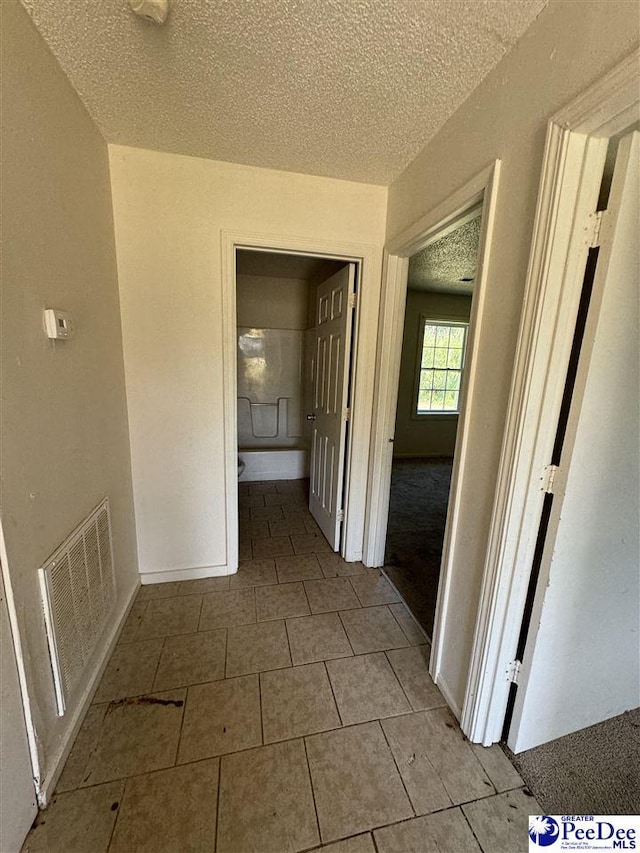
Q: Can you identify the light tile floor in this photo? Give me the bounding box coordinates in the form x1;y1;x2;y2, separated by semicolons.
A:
23;479;538;853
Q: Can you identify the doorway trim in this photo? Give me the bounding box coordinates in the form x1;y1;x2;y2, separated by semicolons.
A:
221;230;382;568
462;49;640;746
364;160;502;719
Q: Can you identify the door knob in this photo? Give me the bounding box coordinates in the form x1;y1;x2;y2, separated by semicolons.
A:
306;413;317;421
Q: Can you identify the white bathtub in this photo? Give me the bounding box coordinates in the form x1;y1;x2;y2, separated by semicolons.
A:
238;447;309;482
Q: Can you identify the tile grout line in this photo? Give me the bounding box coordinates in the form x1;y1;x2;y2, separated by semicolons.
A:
377;719;418;820
60;744;508;812
460;802;487;852
383;649;416;712
467;743;498;795
336;608;358;657
149;636;167;693
104;778;127;852
258;671;265;745
322;659;345;728
302;734;323;848
282;615;296;670
172;684;189;768
213;754;223;853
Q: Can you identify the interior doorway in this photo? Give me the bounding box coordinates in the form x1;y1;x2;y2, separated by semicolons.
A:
234;249;356;556
384;212;482;639
364;159;501;729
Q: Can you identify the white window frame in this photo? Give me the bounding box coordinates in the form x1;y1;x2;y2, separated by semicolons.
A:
413;315;468;417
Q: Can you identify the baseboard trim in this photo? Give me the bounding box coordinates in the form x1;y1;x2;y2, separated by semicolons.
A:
37;582;140;807
140;564;235;584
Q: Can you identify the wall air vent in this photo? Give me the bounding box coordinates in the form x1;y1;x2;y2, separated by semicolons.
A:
38;499;116;716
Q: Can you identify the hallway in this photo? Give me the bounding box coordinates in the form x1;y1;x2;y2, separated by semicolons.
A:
23;481;537;853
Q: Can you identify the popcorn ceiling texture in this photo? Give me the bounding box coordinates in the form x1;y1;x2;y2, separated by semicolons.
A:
408;216;481;294
21;0;547;185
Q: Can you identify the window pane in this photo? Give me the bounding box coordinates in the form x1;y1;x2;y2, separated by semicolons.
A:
444;390;458;409
435;327;450;348
418;389;432;411
433;370;446;390
423;325;437;346
421;347;435;368
446;372;461;391
434;347;448;368
416;320;468;415
447;348;462;369
449;327;465;347
431;390;445;409
420;369;434;389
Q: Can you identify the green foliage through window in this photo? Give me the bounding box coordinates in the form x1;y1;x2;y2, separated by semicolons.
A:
416;320;467;414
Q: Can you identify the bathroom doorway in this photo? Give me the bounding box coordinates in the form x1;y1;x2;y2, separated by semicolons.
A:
235;249;356;557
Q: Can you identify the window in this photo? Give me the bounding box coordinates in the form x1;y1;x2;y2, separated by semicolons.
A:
415;319;467;414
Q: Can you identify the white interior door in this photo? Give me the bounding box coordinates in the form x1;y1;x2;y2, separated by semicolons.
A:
1;566;37;852
508;130;640;752
309;264;356;550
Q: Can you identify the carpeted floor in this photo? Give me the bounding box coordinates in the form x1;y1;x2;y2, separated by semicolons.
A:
384;457;453;639
506;708;640;814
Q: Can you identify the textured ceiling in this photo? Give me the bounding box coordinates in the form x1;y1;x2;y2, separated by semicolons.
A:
21;0;546;184
408;215;480;294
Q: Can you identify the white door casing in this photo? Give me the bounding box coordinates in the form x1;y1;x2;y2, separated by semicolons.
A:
365;161;501;722
309;265;356;550
0;563;37;853
462;49;639;747
507;130;639;752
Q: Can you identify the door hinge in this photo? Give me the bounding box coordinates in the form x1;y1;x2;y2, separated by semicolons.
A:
336;509;344;522
348;292;357;308
343;408;351;422
540;464;559;494
506;659;522;684
586;210;607;249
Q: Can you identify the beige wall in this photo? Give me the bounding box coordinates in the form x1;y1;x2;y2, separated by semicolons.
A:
109;145;387;577
1;1;138;790
236;275;310;330
394;290;472;457
386;0;640;708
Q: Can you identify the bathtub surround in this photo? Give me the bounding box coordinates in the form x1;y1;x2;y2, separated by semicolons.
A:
239;449;309;483
236;268;310;481
237;328;305;448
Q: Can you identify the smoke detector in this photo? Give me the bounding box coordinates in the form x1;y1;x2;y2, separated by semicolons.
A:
128;0;170;25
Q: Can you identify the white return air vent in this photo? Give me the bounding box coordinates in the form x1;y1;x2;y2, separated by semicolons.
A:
38;499;116;716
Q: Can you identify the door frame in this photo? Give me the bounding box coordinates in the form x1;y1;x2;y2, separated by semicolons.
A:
0;522;40;843
364;160;502;719
221;230;381;568
461;49;639;746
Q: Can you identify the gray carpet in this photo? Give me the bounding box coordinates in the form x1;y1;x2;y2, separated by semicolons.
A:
506;708;640;814
384;457;453;639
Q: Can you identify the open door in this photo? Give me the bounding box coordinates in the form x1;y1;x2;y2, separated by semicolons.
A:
508;130;639;752
309;264;356;550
